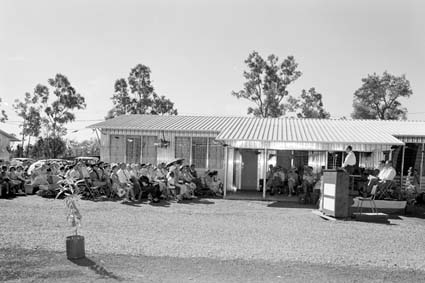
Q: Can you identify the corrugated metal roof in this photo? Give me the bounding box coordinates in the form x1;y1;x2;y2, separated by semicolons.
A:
88;115;241;133
88;115;425;149
216;118;404;146
0;129;19;141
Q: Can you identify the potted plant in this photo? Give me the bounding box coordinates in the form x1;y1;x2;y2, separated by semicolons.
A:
57;179;85;259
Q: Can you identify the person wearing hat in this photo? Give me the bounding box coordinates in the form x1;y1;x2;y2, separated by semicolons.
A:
151;166;167;198
180;165;197;198
205;170;223;196
189;164;198;179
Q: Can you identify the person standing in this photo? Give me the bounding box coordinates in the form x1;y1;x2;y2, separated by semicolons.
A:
342;145;356;174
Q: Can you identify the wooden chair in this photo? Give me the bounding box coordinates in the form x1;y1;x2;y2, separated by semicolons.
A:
357;184;378;215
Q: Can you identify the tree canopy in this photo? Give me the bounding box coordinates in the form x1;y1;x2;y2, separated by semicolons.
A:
286;88;330;119
14;74;85;158
107;64;178;119
232;51;302;118
351;71;412;120
0;98;8;122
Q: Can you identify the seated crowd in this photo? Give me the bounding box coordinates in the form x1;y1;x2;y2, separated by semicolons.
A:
266;165;321;200
0;160;224;203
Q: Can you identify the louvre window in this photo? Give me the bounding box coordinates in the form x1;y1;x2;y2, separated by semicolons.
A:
175;137;191;163
126;136;141;164
208;138;224;169
142;136;158;165
192;137;208;168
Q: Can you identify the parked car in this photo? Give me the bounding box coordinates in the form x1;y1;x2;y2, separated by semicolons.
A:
11;158;35;167
27;159;72;175
74;156;100;165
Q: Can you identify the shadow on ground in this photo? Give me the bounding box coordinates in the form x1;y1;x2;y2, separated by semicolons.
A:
267;201;316;209
404;205;425;219
69;257;122;281
177;198;215;205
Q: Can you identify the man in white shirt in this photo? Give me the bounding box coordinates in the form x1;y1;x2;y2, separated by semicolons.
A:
342;145;356;174
373;160;398;198
117;163;131;185
379;161;396;181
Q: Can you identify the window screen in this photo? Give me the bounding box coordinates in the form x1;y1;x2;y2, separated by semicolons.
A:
142;136;158;165
192;137;207;168
208;138;224;169
175;137;191;163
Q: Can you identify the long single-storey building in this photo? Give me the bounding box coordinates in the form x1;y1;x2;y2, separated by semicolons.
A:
89;115;425;198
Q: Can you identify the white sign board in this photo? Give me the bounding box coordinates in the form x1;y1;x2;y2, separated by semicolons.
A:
324;183;336;197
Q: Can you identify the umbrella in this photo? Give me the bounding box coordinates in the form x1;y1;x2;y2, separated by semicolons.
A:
27;160;47;175
166;158;184;168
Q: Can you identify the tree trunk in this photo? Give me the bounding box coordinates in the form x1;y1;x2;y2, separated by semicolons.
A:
26;136;31;157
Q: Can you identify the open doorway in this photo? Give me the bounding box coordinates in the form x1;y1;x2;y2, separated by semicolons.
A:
240;149;258;191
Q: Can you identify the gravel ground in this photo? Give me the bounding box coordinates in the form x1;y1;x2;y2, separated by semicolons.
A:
1;196;425;279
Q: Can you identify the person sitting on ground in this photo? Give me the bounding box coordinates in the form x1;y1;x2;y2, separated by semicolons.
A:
205;170;223;196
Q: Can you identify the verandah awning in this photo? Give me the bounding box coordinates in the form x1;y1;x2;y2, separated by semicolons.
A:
215;118;404;152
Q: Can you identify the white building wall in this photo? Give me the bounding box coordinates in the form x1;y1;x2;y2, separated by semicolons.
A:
0;135;14;161
98;129;225;179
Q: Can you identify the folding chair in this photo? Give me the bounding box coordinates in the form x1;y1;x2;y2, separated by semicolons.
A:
75;179;100;200
357;184;378;215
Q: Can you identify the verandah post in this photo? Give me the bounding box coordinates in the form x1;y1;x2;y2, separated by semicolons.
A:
400;145;406;188
223;146;228;198
263;148;267;200
420;143;424;192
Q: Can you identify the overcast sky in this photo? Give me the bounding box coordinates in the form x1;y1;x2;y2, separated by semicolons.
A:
1;0;424;141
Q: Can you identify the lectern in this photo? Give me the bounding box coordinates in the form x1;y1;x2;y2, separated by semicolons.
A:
321;170;350;218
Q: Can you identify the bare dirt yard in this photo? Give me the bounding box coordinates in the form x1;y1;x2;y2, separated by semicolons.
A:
1;195;425;282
